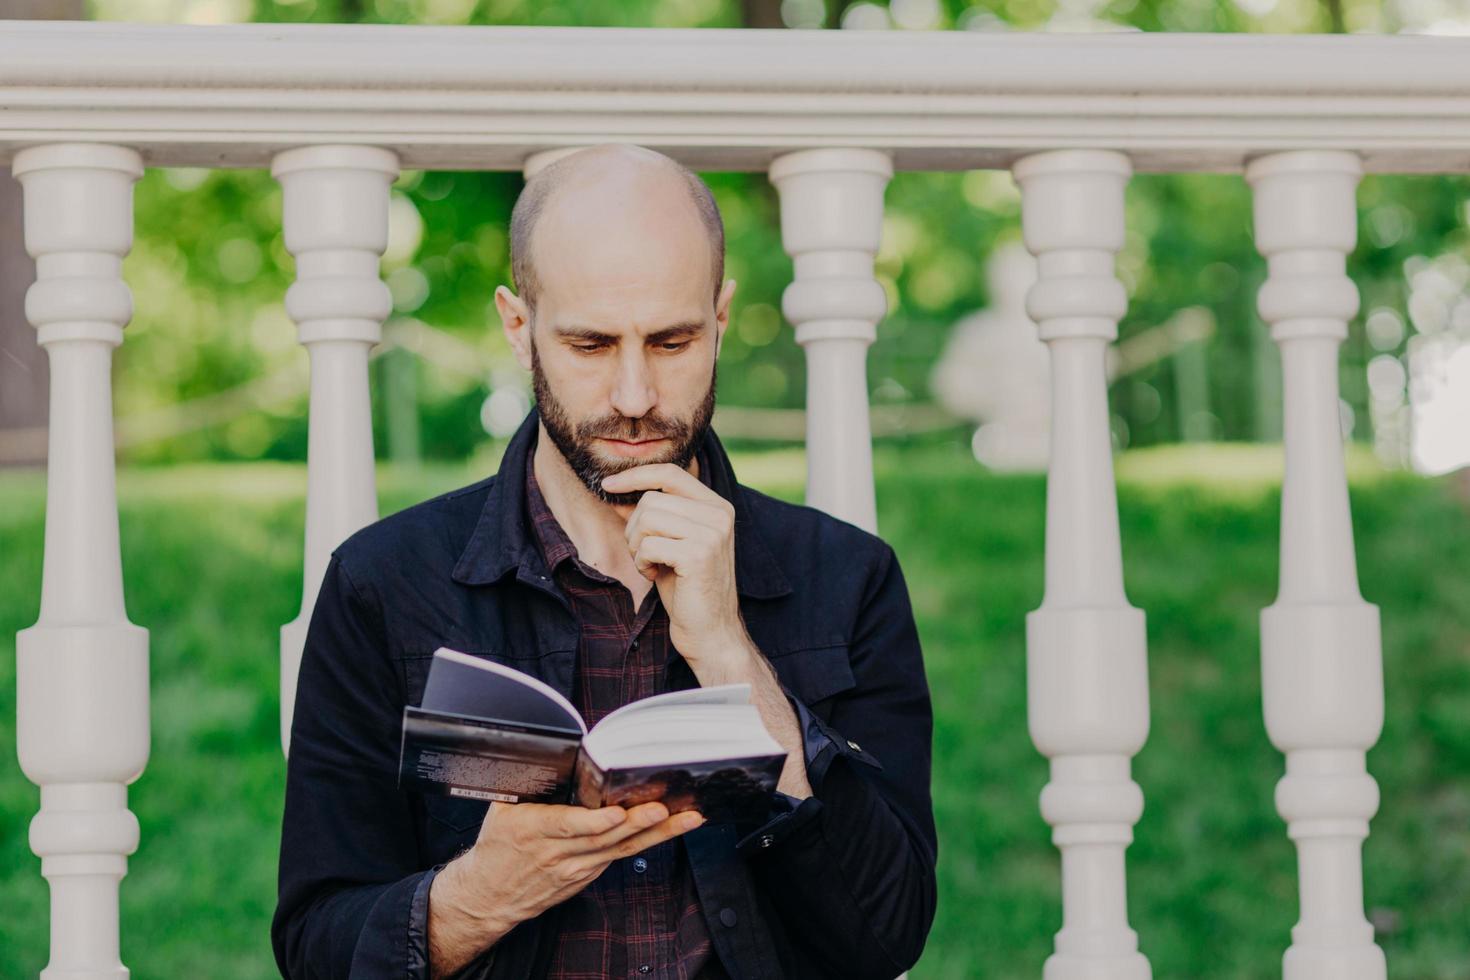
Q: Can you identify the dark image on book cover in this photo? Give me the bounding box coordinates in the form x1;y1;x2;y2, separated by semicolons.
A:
399;647;786;823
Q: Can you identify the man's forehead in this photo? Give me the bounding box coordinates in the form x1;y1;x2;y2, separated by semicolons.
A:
533;243;715;332
539;165;700;236
539;219;706;272
535;172;710;263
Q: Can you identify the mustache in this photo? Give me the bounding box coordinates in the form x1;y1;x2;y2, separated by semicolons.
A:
577;413;688;442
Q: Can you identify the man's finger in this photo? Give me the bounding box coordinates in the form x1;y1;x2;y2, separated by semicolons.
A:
580;809;706;864
565;802;671;853
601;463;724;504
632;536;687;579
625;507;706;553
627;489;723;526
538;803;628;839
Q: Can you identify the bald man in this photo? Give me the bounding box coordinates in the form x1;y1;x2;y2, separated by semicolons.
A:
271;144;937;980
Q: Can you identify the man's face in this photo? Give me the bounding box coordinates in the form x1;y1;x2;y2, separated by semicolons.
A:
503;174;734;506
531;332;717;506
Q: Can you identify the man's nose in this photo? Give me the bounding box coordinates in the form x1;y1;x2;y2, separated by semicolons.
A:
608;349;657;420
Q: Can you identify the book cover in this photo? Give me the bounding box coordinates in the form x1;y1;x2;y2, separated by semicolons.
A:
398;705;582;804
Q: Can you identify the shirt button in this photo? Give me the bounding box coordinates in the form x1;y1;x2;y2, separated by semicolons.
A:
632;857;648;874
638;966;651;975
719;907;738;928
757;833;774;848
846;739;862;752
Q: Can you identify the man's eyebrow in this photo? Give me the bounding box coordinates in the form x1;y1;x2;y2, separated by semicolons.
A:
645;321;707;344
552;325;619;343
552;321;707;344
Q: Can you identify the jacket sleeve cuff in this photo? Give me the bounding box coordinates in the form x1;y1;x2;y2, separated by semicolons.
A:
339;867;443;978
734;790;824;854
732;690;884;857
410;861;499;980
407;862;446;978
784;689;884;790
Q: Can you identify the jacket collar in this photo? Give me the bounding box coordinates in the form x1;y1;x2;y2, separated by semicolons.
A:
451;405;793;600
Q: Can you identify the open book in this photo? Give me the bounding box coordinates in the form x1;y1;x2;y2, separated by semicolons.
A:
397;647;787;822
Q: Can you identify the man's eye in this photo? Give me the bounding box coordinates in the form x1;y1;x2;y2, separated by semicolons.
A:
658;341;691;352
571;343;607;353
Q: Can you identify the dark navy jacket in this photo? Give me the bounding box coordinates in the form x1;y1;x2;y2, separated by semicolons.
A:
271;406;937;979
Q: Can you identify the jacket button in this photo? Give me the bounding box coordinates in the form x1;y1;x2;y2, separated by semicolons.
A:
637;966;651;975
632;857;648;874
757;833;774;848
719;907;738;928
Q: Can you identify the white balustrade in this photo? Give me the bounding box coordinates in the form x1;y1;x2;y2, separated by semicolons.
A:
769;148;891;535
273;145;398;755
13;142;148;980
1246;150;1386;980
1014;149;1151;980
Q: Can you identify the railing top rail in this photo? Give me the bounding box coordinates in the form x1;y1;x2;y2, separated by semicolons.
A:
3;21;1469;173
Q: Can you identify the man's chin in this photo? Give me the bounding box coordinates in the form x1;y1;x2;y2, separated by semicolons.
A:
577;444;689;504
596;488;647;508
586;444;685;474
583;472;649;507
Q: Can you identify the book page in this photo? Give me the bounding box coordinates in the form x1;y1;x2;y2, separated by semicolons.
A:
595;704;758;743
423;647;585;734
584;703;782;769
592;682;750;732
590;738;784;769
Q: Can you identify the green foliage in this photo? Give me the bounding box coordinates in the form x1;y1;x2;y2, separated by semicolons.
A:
2;446;1468;976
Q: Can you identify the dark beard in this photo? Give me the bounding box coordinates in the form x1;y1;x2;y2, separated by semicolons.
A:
531;341;717;506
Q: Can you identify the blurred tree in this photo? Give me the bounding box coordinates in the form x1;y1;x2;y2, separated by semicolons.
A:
739;0;783;27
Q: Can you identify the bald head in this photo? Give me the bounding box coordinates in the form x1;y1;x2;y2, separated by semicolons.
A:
508;144;725;318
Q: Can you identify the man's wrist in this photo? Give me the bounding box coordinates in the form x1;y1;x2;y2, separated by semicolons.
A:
428;850;515;978
690;633;814;798
444;849;518;930
687;628;764;687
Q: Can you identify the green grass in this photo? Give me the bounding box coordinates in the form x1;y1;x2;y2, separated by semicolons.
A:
2;441;1468;978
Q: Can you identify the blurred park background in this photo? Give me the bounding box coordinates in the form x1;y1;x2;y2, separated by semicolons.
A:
2;0;1470;977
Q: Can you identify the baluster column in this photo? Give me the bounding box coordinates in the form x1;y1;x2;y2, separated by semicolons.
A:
769;148;890;534
1245;150;1386;980
273;145;397;754
1014;149;1151;980
13;143;148;980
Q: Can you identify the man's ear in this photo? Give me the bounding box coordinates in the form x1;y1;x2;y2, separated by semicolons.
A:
495;285;534;371
713;277;737;359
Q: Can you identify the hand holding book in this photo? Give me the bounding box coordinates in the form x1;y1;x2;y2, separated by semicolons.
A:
427;798;706;976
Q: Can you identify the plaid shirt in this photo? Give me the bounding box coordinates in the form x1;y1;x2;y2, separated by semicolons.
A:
525;447;732;980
